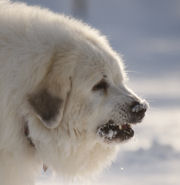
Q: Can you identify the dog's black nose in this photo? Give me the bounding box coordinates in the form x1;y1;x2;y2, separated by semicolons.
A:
130;101;148;123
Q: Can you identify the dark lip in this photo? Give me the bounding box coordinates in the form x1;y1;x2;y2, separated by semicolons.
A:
97;122;134;143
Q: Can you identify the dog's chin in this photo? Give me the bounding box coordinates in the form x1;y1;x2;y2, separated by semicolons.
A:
97;121;135;143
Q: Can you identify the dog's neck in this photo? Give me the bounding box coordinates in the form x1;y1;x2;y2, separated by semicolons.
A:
24;121;35;148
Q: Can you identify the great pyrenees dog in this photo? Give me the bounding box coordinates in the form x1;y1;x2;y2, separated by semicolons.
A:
0;1;148;185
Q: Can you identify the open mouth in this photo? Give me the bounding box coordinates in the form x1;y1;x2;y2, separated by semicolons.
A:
97;120;134;143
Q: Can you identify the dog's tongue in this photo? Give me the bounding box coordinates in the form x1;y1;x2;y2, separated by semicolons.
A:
121;124;131;129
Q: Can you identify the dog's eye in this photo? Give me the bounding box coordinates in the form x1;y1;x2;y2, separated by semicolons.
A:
92;79;109;92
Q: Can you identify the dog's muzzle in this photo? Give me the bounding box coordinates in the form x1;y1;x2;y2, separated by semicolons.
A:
97;100;148;143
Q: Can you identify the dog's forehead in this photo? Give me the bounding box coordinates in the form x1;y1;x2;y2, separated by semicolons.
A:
72;36;126;85
74;53;125;87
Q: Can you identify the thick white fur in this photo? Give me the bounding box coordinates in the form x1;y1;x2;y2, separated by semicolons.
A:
0;1;144;185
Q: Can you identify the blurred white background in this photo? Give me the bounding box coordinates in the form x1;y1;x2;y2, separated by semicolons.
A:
13;0;180;185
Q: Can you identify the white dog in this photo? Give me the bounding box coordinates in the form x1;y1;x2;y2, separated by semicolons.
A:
0;1;148;185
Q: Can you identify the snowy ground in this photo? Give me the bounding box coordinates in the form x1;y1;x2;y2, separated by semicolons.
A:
12;0;180;184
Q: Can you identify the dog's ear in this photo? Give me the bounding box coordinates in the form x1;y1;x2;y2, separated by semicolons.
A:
28;88;64;129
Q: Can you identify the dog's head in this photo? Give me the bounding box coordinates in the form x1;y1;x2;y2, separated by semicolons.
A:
67;47;148;144
25;25;148;176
